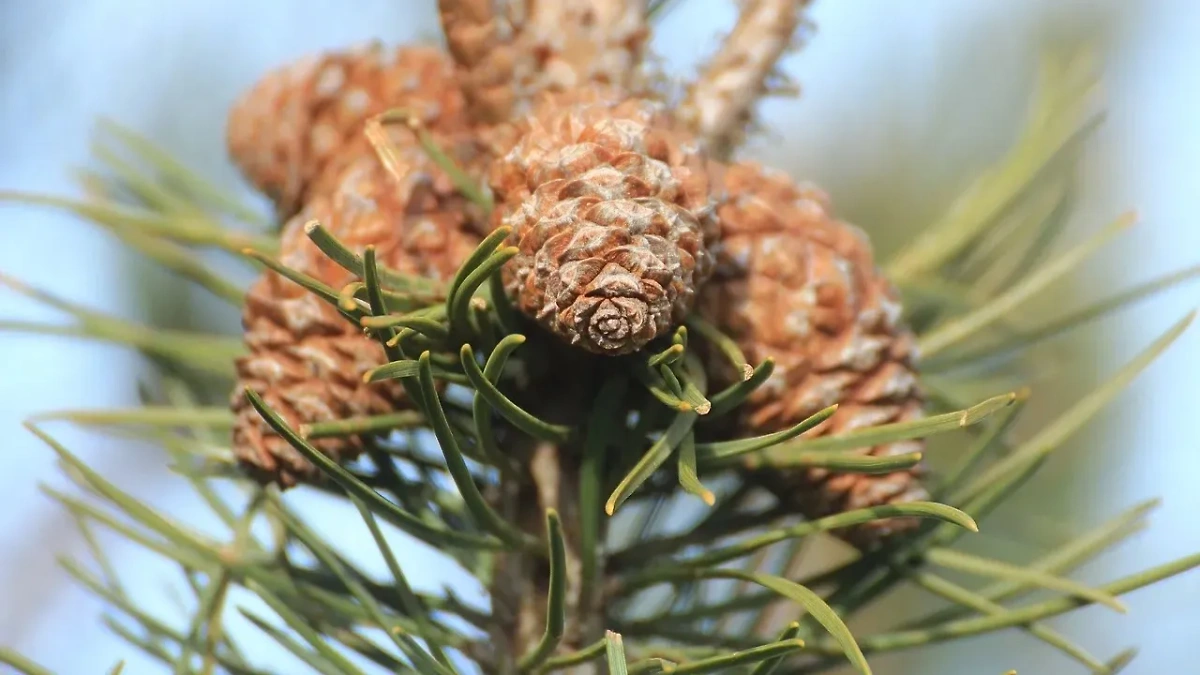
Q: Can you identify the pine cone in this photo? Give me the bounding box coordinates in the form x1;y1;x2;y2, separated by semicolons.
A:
226;42;470;218
232;131;487;487
437;0;653;123
490;87;720;355
699;162;928;548
436;0;521;124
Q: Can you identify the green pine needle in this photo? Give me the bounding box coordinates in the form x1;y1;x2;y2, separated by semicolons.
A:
887;50;1102;281
669;638;806;673
299;411;424;439
375;108;494;212
918;212;1135;357
634;361;694;412
448;248;519;342
30;423;220;560
460;341;573;443
361;307;449;332
606;631;631;675
26;406;234;428
702;392;1015;470
627;569;871;675
0;190;277;254
925;547;1127;613
416;351;540;551
241;582;370;675
96;119;268;226
669;366;711;415
518;510;568;672
303;221;440;294
90;142;199;215
903;499;1157;630
580;375;629;615
608;411;699;516
0;273;243;377
350;498;455;670
763;450;924;473
446;227;512;319
267;500;456;675
707;358;775;417
241;249;346;309
102;223;245;304
929;264;1200;370
1106;648;1139;673
820;552;1200;656
951;311;1194;506
686;315;750;376
240;611;344;675
677;432;715;506
751;623;803;675
649;343;686;369
0;649;55;675
362;246;389;320
362;359;422;383
535;639;607;674
695;404;837;462
470;334;524;472
242;388;503;551
668;502;976;569
901;569;1109;673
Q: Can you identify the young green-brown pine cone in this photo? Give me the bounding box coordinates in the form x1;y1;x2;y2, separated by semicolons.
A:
489;87;720;355
226;42;470;218
232;131;487;487
699;162;928;548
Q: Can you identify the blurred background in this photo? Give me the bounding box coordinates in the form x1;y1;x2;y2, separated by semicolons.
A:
1;0;1197;672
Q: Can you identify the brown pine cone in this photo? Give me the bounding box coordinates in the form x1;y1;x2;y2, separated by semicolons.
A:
699;162;928;548
226;42;470;218
437;0;654;124
489;86;720;355
232;131;488;487
436;0;521;124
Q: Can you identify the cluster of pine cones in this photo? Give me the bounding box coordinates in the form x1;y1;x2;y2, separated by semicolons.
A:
226;0;927;548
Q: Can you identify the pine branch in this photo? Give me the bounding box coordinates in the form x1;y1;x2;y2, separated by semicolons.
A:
4;36;1196;675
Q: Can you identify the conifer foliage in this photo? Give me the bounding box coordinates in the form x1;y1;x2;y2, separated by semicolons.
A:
2;2;1198;674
